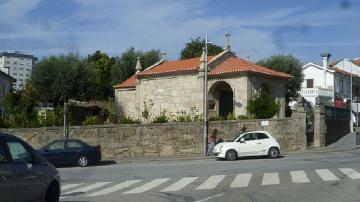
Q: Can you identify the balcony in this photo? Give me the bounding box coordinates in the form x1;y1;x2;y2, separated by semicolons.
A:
300;88;334;98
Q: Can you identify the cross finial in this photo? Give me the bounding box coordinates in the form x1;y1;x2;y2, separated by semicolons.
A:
224;32;231;51
135;56;142;73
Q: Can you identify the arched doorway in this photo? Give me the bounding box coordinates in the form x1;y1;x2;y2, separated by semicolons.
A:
209;81;234;119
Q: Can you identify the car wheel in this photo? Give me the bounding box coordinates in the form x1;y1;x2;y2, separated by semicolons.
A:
225;150;237;161
45;182;60;202
78;155;89;167
268;147;280;159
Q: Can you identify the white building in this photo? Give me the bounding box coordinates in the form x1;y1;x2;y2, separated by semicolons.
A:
300;53;360;106
0;51;37;90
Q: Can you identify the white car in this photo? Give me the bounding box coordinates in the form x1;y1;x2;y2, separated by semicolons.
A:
212;131;280;161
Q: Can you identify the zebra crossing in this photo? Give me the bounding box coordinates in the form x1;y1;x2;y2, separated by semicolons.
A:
60;167;360;198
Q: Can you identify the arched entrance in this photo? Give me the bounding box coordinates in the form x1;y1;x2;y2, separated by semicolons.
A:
209;81;234;119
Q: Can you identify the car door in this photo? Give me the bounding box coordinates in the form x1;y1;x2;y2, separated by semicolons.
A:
42;140;65;165
64;140;83;164
0;140;16;202
5;138;45;202
254;132;273;155
237;133;259;156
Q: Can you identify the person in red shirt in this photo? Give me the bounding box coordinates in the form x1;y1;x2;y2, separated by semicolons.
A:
207;129;217;155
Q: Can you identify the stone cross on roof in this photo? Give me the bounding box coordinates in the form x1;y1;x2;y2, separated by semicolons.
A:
224;32;231;51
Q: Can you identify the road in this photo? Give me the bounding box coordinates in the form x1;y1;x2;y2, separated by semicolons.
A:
59;149;360;202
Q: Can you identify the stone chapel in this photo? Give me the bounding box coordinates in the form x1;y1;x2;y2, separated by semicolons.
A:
114;33;292;122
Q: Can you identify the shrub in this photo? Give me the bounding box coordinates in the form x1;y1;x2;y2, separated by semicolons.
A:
83;116;101;125
246;92;280;119
226;112;236;120
119;116;140;124
209;116;225;121
153;111;169;123
237;115;249;120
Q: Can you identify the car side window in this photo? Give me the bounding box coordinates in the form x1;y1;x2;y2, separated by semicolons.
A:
0;143;9;163
48;141;64;151
256;133;269;140
6;141;33;163
241;133;256;141
67;141;83;150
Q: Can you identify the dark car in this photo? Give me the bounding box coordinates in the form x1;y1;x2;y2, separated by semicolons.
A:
0;133;61;202
39;139;101;167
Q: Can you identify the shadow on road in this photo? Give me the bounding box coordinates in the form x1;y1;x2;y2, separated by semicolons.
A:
55;160;117;168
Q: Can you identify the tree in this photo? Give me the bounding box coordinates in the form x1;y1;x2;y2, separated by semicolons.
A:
257;54;303;103
0;83;38;127
111;48;161;86
246;92;280;119
180;37;223;60
31;53;89;106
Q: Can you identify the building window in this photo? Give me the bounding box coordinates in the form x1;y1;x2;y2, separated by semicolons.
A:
13;73;17;75
5;61;10;64
26;69;30;71
339;79;344;93
306;79;314;88
13;62;17;65
19;68;23;70
19;74;23;76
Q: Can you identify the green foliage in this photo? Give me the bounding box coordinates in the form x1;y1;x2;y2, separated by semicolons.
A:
209;116;225;121
246;92;280;119
173;107;200;122
111;48;161;87
36;107;64;127
119;116;140;124
226;112;236;120
180;37;223;60
237;115;249;120
152;111;169;123
257;54;303;103
1;83;38;128
83;116;102;125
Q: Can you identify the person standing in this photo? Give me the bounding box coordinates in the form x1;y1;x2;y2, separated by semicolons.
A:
207;129;217;155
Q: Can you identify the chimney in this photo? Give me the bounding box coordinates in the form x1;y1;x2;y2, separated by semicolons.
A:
321;53;332;69
161;52;166;61
199;47;206;70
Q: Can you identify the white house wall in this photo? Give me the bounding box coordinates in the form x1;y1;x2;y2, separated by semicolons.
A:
302;64;334;89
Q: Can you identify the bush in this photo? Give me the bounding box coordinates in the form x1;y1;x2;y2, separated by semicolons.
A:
209;116;225;121
246;92;280;119
237;115;249;120
119;116;140;124
83;116;102;125
226;112;236;120
152;111;169;123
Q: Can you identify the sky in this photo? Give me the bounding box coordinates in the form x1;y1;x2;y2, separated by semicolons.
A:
0;0;359;65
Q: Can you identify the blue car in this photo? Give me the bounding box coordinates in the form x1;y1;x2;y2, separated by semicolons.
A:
39;139;101;167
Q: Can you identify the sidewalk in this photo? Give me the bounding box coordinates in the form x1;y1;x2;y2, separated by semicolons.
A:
116;133;360;164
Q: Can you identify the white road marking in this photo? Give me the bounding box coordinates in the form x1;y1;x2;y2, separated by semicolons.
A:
262;173;280;185
62;182;111;196
123;178;170;194
195;193;225;202
86;180;142;196
61;183;84;191
290;170;310;183
315;169;339;181
161;177;198;192
196;175;226;190
339;168;360;179
230;173;252;188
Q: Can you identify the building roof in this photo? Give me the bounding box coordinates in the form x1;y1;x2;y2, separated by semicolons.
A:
114;55;292;89
328;66;360;78
139;56;214;76
208;57;293;79
0;51;38;61
353;59;360;66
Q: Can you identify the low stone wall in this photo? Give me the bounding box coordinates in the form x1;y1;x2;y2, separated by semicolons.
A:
0;109;306;161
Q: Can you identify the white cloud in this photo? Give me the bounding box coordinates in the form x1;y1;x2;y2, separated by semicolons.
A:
0;0;42;23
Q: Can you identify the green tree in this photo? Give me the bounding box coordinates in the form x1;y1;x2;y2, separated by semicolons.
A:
180;37;223;60
87;50;115;99
31;53;90;106
111;48;161;86
246;92;280;119
1;83;38;127
257;54;303;103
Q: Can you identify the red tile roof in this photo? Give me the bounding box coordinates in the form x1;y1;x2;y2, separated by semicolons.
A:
209;57;292;79
353;59;360;66
114;56;292;89
139;56;214;76
113;74;137;89
329;66;360;78
329;60;338;67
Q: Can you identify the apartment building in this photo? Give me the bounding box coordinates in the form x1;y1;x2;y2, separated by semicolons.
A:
0;51;37;90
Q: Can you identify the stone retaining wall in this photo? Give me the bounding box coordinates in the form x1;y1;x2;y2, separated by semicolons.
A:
0;109;306;161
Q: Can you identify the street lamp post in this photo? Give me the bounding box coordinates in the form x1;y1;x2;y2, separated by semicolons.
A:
350;60;353;133
203;33;211;156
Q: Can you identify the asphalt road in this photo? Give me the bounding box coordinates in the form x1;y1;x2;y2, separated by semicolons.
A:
59;149;360;202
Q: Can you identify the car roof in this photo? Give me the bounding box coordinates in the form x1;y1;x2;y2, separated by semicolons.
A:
0;132;23;140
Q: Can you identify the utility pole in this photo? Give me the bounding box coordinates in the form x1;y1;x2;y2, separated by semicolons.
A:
64;101;67;139
203;33;211;156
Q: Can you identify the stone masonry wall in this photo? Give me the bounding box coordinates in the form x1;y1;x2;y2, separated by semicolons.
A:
1;109;306;161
